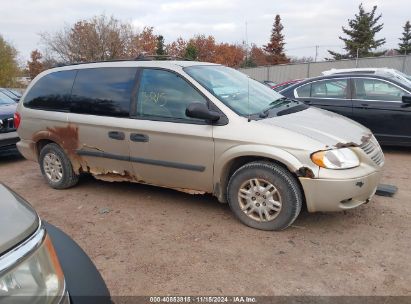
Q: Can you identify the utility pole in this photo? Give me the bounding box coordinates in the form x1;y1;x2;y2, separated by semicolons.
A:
314;45;319;62
356;48;359;67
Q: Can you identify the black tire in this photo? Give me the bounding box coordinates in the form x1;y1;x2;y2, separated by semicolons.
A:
227;161;302;231
39;143;79;189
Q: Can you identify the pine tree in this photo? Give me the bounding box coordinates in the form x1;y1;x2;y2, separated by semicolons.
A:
328;3;386;59
184;43;198;60
156;35;166;57
397;21;411;55
264;14;288;64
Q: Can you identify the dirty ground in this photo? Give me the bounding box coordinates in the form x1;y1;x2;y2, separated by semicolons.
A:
0;147;410;296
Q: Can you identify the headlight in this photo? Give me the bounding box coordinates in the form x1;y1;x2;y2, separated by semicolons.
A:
311;148;360;169
0;230;65;303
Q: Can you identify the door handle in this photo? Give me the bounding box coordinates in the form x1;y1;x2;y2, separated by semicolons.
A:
130;133;149;142
108;131;125;140
361;103;369;109
303;100;312;105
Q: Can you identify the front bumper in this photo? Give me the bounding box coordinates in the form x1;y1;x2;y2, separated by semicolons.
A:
299;170;382;212
0;131;19;149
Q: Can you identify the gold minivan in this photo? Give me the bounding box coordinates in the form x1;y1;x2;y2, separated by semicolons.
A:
15;59;384;230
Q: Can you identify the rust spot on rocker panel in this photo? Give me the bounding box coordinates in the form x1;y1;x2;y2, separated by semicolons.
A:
93;170;137;183
92;168;205;194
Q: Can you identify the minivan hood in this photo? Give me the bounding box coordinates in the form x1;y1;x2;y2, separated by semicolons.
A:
0;185;39;256
260;107;370;148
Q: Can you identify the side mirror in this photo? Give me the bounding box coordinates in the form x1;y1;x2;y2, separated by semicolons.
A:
186;103;221;122
401;95;411;107
402;95;411;104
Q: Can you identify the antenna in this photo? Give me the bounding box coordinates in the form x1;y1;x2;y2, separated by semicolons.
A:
247;76;251;122
245;21;249;54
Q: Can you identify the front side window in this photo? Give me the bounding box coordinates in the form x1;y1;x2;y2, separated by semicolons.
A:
23;70;77;111
353;78;408;101
136;69;208;121
184;65;285;116
295;84;311;97
70;67;137;117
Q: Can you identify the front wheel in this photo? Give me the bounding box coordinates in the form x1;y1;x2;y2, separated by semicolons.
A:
227;161;302;231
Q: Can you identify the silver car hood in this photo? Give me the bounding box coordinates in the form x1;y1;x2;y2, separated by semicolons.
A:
259;107;371;148
0;184;39;255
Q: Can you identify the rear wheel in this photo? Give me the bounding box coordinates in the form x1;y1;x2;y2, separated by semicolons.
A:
227;161;302;231
39;143;79;189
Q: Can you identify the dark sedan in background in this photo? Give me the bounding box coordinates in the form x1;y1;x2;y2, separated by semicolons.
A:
281;73;411;146
0;92;19;152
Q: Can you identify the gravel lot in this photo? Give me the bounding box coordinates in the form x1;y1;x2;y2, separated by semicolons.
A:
0;147;410;296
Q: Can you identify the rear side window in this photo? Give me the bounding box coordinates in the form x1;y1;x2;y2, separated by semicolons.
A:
70;67;137;117
23;70;77;111
311;79;348;99
296;79;348;99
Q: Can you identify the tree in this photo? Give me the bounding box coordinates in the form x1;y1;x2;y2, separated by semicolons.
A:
213;43;245;67
166;37;187;58
130;26;158;56
156;35;166;56
188;35;216;62
397;21;411;55
27;50;45;79
0;35;19;87
264;14;289;65
328;4;386;59
40;14;133;63
184;43;198;60
250;44;270;66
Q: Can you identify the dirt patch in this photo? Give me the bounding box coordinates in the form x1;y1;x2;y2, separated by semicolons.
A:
0;147;410;296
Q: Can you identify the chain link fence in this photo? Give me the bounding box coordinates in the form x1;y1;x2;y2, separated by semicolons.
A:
238;55;411;83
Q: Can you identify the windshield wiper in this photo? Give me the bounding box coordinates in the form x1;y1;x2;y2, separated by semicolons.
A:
258;97;290;118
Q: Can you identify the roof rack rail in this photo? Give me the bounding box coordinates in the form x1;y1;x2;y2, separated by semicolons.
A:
134;54;190;61
51;55;192;68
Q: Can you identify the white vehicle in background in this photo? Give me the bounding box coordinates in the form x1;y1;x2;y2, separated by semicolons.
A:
322;68;411;86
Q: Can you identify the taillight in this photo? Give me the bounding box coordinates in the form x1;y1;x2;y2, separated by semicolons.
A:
14;112;21;129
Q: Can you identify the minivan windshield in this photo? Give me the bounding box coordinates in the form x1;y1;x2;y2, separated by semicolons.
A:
184;65;287;116
0;92;15;105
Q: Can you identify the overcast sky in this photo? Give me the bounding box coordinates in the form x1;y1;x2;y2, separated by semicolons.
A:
1;0;409;64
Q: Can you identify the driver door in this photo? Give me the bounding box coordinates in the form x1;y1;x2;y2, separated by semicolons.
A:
128;68;215;192
351;77;411;145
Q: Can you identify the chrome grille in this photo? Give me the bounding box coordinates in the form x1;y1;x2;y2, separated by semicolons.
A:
0;117;15;132
360;137;384;167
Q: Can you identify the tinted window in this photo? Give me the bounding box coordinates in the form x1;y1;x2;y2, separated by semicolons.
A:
137;69;208;121
70;67;137;117
23;70;77;111
311;79;348;99
295;84;311;97
354;78;407;101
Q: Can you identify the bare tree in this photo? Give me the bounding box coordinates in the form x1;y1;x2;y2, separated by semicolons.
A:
40;14;134;63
